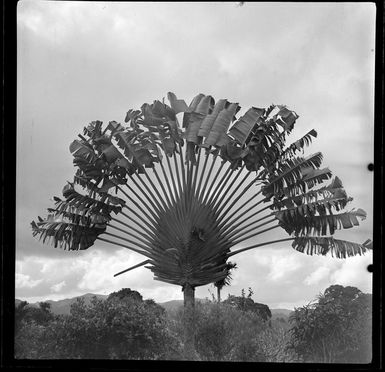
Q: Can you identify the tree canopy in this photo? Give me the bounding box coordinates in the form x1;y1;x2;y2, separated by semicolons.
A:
288;284;372;363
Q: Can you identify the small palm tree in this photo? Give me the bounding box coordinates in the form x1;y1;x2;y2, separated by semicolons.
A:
32;92;372;359
214;261;237;302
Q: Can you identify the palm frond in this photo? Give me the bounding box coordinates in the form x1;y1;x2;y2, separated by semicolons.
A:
272;191;352;222
276;208;367;236
69;138;98;163
292;237;373;258
271;176;347;209
58;183;125;218
228;107;265;146
32;92;372;288
262;152;324;198
31;216;106;251
280;129;317;160
167;92;189;114
276;167;333;199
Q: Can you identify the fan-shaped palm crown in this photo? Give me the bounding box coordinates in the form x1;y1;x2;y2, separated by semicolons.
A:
32;93;372;289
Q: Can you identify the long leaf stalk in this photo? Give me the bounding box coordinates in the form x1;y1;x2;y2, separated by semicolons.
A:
231;217;278;243
143;175;189;246
186;169;271;253
156;161;184;225
212;167;252;215
173;150;183;198
209;164;235;203
121;205;156;233
152;167;174;208
200;159;225;204
203;162;232;206
143;170;172;212
197;151;219;201
215;180;263;228
128;174;164;215
185;157;193;203
116;185;158;226
220;204;273;236
133;173;168;215
108;223;152;246
122;182;158;217
228;237;295;258
212;214;279;253
114;259;152;277
197;151;210;196
218;191;268;230
195;150;210;197
209;165;246;212
178;143;187;191
209;213;275;254
191;147;202;196
232;224;281;246
159;160;178;204
119;211;158;241
225;213;275;241
110;217;153;242
104;231;153;251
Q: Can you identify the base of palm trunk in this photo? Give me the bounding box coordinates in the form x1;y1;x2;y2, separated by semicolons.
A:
183;283;199;360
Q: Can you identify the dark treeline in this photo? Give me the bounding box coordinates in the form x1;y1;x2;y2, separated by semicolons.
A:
15;285;371;362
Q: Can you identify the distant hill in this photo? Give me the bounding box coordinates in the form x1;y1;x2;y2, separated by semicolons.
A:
158;299;183;312
271;308;294;318
158;298;210;312
15;293;108;315
16;294;293;318
158;299;293;319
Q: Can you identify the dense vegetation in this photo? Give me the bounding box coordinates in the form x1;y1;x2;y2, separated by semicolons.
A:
15;285;371;362
288;285;372;363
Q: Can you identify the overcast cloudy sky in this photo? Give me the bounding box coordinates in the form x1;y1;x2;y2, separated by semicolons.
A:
16;1;375;309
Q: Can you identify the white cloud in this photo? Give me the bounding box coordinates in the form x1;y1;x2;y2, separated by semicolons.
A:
304;267;330;286
15;248;183;303
268;255;302;281
15;245;374;307
330;253;372;293
77;249;145;292
16;273;43;289
50;280;66;293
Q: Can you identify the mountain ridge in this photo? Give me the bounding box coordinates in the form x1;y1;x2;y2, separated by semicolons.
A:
15;293;293;317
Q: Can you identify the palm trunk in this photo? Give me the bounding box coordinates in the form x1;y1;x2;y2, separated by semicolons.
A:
183;283;199;360
217;286;221;303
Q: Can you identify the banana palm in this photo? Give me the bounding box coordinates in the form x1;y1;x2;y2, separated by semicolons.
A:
31;92;372;359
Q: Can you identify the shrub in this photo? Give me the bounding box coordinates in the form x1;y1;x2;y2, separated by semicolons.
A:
15;294;179;360
257;325;298;362
288;285;372;363
166;300;270;362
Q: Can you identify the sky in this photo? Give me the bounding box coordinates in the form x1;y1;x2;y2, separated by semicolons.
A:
16;1;376;309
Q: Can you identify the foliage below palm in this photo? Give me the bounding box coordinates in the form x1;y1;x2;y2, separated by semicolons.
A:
15;293;175;360
223;290;272;322
15;285;370;362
